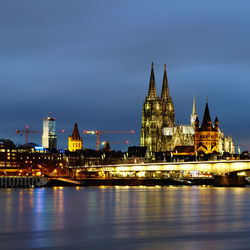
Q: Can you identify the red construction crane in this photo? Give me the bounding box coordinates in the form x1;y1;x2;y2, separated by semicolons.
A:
83;130;135;151
101;141;130;152
102;140;130;145
16;126;65;144
16;126;41;144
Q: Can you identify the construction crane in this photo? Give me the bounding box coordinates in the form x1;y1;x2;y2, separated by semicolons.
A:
102;140;130;145
16;126;65;144
101;141;130;152
83;130;135;151
16;126;41;144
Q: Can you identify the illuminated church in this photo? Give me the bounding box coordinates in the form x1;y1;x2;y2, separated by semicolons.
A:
140;63;174;152
68;122;83;152
140;63;235;154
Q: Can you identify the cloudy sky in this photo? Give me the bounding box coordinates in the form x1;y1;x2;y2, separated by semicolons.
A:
0;0;250;151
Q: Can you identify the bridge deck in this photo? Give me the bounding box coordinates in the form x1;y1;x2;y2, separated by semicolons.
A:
80;160;250;175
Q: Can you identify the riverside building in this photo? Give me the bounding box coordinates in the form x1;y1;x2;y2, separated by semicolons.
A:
68;123;83;151
140;63;235;155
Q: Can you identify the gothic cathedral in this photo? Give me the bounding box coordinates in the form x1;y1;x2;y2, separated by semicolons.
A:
140;63;235;154
140;63;175;151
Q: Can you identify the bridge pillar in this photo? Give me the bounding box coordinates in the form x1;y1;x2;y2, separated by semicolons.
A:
214;173;245;187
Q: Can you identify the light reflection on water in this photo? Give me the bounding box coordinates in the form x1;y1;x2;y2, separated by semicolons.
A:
0;186;250;249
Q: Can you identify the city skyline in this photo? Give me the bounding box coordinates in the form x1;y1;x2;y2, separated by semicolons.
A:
1;1;250;150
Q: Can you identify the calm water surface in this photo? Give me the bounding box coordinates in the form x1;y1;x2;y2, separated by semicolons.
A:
1;186;250;250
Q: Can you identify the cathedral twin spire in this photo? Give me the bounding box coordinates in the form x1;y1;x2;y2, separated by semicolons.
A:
148;62;170;100
147;62;157;99
161;64;170;100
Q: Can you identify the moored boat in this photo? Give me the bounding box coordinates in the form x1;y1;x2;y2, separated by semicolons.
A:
0;176;47;188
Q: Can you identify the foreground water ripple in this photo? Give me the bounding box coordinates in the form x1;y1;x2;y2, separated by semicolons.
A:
1;186;250;250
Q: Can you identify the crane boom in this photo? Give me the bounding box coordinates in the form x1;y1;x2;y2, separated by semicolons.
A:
102;140;130;145
16;125;41;144
16;126;65;144
83;130;134;151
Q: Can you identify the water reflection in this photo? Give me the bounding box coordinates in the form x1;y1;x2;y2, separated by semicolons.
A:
1;187;250;249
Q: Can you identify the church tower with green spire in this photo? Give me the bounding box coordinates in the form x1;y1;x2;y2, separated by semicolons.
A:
191;95;198;126
141;63;175;152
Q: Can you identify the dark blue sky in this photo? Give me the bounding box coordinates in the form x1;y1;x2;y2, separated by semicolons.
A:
0;0;250;151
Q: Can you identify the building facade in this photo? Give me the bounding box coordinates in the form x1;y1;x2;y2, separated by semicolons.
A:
140;63;235;154
68;123;83;152
162;95;197;151
194;102;219;155
140;63;175;152
42;113;57;150
0;139;17;167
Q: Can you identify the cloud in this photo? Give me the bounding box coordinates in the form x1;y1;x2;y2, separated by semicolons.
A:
0;0;249;149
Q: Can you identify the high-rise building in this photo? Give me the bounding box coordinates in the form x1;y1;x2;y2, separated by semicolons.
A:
42;113;57;150
68;122;83;151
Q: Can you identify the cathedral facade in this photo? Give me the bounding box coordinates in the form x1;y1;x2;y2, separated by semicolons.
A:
140;63;174;152
140;63;235;154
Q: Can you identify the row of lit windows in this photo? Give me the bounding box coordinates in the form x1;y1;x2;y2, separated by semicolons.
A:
197;134;218;139
71;142;82;148
20;156;61;160
0;149;17;152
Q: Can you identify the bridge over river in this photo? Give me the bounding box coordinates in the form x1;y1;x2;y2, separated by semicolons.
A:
67;160;250;186
82;160;250;176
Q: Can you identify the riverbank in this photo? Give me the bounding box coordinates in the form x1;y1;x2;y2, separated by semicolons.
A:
45;177;215;187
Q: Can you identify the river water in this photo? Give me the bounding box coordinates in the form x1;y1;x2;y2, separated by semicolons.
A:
1;186;250;250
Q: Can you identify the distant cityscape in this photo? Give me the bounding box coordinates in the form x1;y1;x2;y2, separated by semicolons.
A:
0;63;249;187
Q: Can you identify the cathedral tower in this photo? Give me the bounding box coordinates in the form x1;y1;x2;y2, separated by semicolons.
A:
161;64;175;127
141;63;175;152
148;62;157;100
141;63;162;152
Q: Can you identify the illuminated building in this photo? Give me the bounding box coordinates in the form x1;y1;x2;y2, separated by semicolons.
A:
194;101;219;154
42;113;57;150
162;96;197;151
140;63;235;154
68;122;83;151
163;97;234;154
0;139;17;167
17;143;64;167
190;95;198;126
140;63;175;152
127;146;149;163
